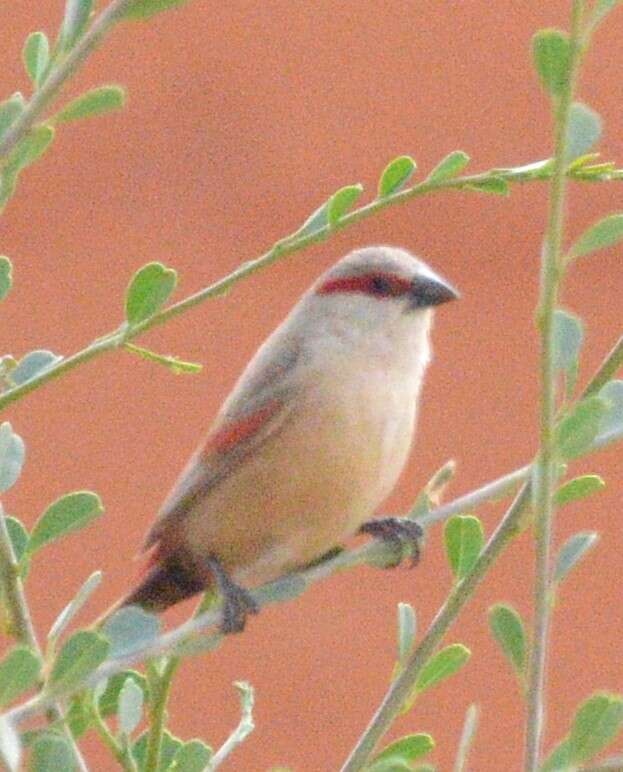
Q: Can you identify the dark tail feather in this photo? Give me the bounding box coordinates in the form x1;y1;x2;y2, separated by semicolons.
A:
93;559;207;628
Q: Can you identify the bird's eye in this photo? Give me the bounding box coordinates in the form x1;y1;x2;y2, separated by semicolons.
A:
370;276;393;295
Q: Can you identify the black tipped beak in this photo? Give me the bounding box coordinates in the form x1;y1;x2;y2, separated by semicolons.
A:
409;273;460;309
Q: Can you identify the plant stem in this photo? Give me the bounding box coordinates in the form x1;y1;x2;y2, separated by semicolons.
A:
525;4;585;770
341;484;531;771
0;505;90;771
144;657;179;772
0;0;134;161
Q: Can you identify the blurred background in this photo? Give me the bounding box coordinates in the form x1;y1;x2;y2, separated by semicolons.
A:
2;1;623;769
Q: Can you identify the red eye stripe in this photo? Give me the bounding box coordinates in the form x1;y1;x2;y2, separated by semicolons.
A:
316;272;411;297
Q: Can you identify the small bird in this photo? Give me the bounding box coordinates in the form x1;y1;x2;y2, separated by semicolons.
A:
112;246;458;633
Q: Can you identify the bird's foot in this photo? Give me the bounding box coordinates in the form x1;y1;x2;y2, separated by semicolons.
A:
206;555;259;634
359;517;424;568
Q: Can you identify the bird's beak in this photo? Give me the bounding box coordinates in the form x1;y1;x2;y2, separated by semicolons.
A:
408;272;460;310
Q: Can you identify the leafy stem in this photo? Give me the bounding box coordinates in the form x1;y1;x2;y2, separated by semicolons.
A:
144;657;180;772
526;3;586;770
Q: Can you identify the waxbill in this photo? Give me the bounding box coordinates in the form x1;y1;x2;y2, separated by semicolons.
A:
114;246;458;633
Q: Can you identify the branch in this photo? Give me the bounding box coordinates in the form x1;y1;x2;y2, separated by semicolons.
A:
0;0;134;161
526;5;586;770
207;682;255;770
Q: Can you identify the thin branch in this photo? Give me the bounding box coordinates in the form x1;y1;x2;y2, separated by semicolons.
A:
207;682;255;770
0;0;134;161
526;4;586;770
144;657;179;772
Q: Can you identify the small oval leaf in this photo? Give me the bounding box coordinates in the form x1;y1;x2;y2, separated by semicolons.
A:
29;492;103;554
10;350;62;387
48;630;109;696
61;0;93;50
552;309;583;374
371;734;435;768
0;647;41;708
598;380;623;440
532;28;570;97
397;602;417;666
554;475;605;507
554;531;599;584
169;739;213;771
328;184;363;225
566;102;602;161
5;516;29;564
6;125;54;173
0;257;13;301
0;94;25;143
48;571;103;642
0;423;25;494
378;156;417;197
29;733;74;772
556;396;608;459
55;85;126;124
427;151;470;183
415;643;471;695
444;515;484;580
124;0;193;19
118;677;144;736
126;262;177;326
488;603;526;679
23;32;49;86
97;670;147;718
465;177;509;195
569;214;623;259
102;606;160;658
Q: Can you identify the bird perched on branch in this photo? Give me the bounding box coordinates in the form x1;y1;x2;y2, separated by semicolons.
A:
108;246;458;633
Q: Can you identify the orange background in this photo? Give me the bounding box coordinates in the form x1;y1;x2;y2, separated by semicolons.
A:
2;1;623;770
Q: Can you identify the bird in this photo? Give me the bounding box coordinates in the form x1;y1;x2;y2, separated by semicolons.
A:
108;245;458;634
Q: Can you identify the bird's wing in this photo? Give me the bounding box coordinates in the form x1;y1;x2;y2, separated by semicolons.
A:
141;337;302;554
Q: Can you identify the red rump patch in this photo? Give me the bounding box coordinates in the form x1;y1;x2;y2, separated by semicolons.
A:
201;400;281;458
316;272;411;297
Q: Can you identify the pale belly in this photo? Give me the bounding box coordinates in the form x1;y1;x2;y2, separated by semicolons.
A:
182;375;417;586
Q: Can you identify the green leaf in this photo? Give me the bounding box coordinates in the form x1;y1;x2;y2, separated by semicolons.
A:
327;184;363;226
444;515;484;580
5;516;29;564
415;643;471;696
48;630;109;696
0;257;12;301
598;380;623;440
0;93;25;142
554;531;599;584
61;0;93;50
55;86;126;124
0;422;25;494
532;29;570;97
126;262;177;326
397;602;417;666
124;0;193;20
97;670;147;719
23;32;49;86
568;214;623;259
132;730;182;770
488;603;526;679
29;492;103;554
29;733;74;772
566;102;602;161
554;475;605;507
168;739;213;771
5;126;54;174
118;677;144;736
552;309;583;398
10;350;62;387
370;734;435;770
543;693;623;770
0;715;20;771
465;177;509;195
102;606;160;658
378;156;417;197
48;571;103;642
0;647;41;708
427;151;470;183
123;343;202;374
556;396;608;459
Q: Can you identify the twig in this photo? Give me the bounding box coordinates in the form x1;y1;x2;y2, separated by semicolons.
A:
0;0;134;161
207;682;255;770
525;4;586;770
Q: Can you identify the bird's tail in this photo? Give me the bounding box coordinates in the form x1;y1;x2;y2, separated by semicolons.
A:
93;558;208;628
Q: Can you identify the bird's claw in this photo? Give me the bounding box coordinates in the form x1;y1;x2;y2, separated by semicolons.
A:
221;583;259;634
359;517;424;568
